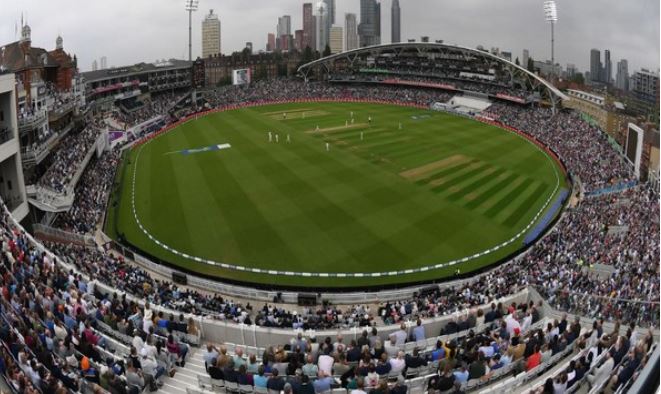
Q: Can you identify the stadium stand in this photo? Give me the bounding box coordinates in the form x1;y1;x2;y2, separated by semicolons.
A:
0;77;654;394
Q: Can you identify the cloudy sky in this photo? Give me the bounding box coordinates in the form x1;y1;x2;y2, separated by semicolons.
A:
1;0;658;74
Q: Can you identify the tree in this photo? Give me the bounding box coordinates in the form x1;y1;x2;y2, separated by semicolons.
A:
515;57;520;66
302;46;314;63
570;73;585;85
527;57;535;72
323;44;331;57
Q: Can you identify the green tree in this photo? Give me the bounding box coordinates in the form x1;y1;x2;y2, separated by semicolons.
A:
570;72;585;85
302;46;314;63
323;44;331;57
527;57;535;72
515;57;520;66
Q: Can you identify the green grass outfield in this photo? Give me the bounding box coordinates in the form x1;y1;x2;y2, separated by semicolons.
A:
106;102;568;288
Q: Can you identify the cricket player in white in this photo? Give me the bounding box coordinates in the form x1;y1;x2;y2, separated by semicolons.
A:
275;134;279;143
268;131;272;142
325;142;330;152
286;134;291;143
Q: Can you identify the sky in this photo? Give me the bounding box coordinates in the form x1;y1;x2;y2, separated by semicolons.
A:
0;0;658;74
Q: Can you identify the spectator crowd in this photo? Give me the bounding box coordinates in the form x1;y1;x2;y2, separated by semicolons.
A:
40;79;658;332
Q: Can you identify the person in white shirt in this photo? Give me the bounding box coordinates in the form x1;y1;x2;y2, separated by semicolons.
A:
385;337;399;358
520;312;532;334
393;323;407;345
587;353;614;386
505;313;521;338
317;354;334;376
333;335;345;354
132;330;145;352
389;351;406;375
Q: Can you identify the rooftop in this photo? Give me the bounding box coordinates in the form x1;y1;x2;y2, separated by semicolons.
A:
82;59;191;83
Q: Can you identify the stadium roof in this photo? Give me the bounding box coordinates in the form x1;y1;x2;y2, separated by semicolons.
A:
82;59;191;83
298;42;568;101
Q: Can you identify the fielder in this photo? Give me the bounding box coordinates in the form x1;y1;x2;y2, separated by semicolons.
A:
286;134;291;143
325;142;330;152
275;134;279;143
268;131;272;142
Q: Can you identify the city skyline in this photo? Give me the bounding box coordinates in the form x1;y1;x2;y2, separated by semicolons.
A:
0;0;657;74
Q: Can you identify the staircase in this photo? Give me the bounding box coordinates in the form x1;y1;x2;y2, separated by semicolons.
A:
159;347;207;394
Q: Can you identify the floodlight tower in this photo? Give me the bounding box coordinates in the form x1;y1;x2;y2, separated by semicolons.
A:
185;0;199;61
543;0;558;80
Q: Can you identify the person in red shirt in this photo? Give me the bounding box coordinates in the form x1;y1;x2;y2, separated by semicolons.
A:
526;345;542;371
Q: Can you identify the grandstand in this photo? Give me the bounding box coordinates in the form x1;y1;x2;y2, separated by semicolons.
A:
0;27;656;394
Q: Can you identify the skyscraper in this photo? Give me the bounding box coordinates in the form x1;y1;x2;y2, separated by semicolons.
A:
202;9;221;58
566;64;576;78
277;15;291;37
100;56;107;70
323;0;336;24
329;26;343;54
91;59;98;71
267;33;276;52
303;3;316;50
616;59;629;91
315;2;329;51
294;30;304;51
590;49;601;82
391;0;400;43
358;0;381;47
345;13;358;51
522;49;529;68
277;15;292;51
604;49;612;84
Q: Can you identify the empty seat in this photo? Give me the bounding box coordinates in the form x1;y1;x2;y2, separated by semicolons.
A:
239;384;254;394
211;379;225;391
198;375;212;389
226;381;240;393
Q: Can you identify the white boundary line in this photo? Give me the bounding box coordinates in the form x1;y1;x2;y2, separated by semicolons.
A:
128;102;563;278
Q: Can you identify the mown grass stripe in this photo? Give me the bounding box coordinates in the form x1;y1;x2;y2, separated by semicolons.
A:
431;163;491;193
483;178;535;218
464;173;520;210
446;167;508;201
413;160;475;185
502;183;549;227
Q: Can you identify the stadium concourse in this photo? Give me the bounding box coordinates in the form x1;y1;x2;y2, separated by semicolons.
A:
0;78;656;394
